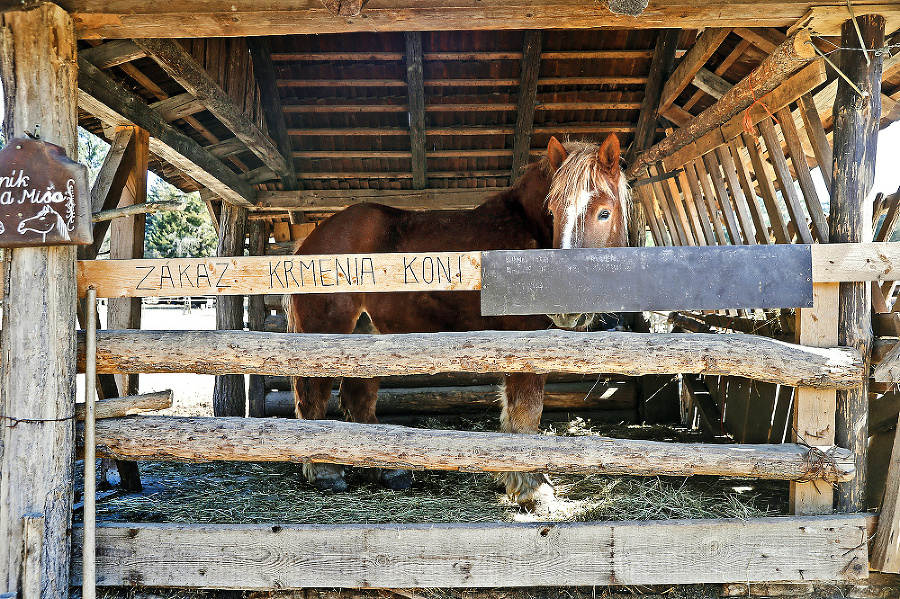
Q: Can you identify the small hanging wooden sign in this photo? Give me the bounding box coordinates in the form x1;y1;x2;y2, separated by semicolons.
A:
0;137;91;247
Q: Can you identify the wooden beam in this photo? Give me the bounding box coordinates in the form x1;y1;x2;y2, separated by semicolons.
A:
692;67;731;99
509;30;542;182
797;92;833;191
661;60;826;172
67;2;884;39
0;5;77;598
831;14;883;515
247;37;297;190
658;28;731;115
72;515;867;587
77;57;255;206
76;329;863;389
148;92;206;122
628;29;818;179
775;104;828;242
405;32;427;189
213;203;247;417
77;39;146;68
741;130;791;244
85;127;137;260
627;28;680;164
107;126;149;396
132;38;293;186
74;390;173;421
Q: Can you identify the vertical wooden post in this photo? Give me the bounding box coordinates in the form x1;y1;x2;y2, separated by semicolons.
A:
107;126;148;396
0;4;78;598
247;220;268;417
792;283;839;514
213;201;247;416
831;14;883;513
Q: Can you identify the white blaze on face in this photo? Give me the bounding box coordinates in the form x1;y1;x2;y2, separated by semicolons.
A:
559;187;591;249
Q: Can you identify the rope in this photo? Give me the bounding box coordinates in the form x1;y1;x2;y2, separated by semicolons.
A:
742;69;778;134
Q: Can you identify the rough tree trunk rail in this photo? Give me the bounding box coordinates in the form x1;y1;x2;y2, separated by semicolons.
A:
76;329;863;390
87;415;856;483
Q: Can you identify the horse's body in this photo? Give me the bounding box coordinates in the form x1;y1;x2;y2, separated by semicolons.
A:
288;135;630;508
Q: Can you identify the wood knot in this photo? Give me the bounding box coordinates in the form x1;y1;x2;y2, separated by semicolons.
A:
322;0;367;17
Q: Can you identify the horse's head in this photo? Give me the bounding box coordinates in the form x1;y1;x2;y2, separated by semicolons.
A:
544;134;630;329
545;134;629;250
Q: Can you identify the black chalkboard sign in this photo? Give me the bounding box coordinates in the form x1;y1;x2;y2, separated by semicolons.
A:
0;137;91;247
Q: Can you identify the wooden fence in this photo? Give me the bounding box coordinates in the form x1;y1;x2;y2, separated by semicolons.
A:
72;241;900;587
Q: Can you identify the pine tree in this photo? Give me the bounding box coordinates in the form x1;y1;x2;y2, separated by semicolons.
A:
145;180;217;258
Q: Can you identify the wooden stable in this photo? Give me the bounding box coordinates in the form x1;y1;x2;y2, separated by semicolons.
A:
4;1;900;598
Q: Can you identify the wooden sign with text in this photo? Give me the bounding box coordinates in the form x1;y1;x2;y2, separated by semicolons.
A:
0;138;91;247
78;252;483;298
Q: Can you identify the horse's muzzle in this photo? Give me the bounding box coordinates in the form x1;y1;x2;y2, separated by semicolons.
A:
548;312;600;331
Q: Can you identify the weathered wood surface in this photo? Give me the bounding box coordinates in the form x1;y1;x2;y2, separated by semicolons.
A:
92;199;184;223
63;0;900;38
76;243;900;301
626;29;817;178
70;515;868;587
0;5;77;599
831;15;882;515
89;415;854;482
793;283;839;515
214;202;247;417
77;329;863;389
74;390;172;421
254;187;503;212
78;252;483;297
872;412;900;573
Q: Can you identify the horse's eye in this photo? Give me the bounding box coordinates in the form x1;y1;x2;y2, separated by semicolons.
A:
598;209;611;221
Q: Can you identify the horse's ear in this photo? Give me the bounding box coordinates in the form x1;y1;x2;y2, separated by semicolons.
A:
547;137;567;171
598;134;621;174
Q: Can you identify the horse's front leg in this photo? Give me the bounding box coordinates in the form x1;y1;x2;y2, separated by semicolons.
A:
293;376;349;492
340;377;413;490
498;372;554;510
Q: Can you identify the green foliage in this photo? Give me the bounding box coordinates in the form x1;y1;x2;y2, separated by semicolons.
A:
145;179;217;258
77;127;109;188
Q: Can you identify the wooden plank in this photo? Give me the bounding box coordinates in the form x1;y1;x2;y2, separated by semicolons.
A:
77;329;863;389
788;4;900;36
78;252;482;298
714;145;757;245
702;152;743;244
656;164;696;245
148;93;206;122
733;27;786;54
797;92;832;191
632;182;668;246
775;104;828;242
690;159;728;244
74;390;173;420
405;31;427;189
628;30;817;178
741;129;791;244
677;166;715;245
627;28;680;164
792;282;839;515
727;139;770;244
132;38;292;185
657;28;731;115
71;515;868;588
757;116;814;244
0;6;77;599
691;67;732;100
77;57;255;206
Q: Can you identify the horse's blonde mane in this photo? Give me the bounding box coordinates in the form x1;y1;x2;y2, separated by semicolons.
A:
544;140;631;242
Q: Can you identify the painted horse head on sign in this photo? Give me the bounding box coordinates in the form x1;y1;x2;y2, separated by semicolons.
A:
287;133;630;510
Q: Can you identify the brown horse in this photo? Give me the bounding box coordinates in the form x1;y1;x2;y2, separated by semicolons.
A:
287;134;630;508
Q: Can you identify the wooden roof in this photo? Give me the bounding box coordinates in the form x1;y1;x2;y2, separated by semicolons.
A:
70;2;900;223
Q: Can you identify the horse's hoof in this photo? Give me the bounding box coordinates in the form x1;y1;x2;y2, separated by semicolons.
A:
496;471;555;509
381;468;413;490
304;463;348;492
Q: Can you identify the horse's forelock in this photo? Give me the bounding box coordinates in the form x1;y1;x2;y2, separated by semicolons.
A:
546;141;630;230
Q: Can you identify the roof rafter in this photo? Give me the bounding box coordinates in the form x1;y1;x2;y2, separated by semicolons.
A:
510;30;543;183
77;56;255;206
132;38;294;188
657;27;731;116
